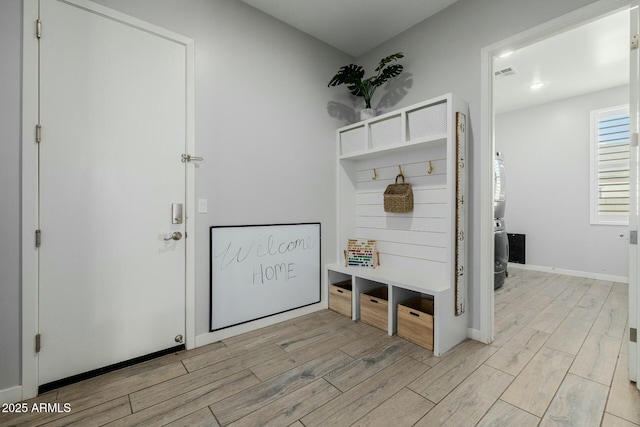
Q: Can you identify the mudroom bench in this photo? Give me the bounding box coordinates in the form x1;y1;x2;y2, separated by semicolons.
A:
326;264;465;356
327;93;470;356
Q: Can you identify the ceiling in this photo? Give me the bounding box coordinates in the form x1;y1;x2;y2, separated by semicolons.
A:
240;1;629;114
493;9;629;114
240;0;460;57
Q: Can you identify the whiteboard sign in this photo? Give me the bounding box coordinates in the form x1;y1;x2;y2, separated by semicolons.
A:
210;223;321;331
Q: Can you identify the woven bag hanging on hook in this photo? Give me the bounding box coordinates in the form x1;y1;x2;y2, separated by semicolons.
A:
384;174;413;213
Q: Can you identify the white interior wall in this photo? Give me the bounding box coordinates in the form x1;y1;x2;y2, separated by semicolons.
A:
354;0;600;330
495;85;629;279
87;0;353;342
0;0;607;394
0;0;352;394
0;0;23;394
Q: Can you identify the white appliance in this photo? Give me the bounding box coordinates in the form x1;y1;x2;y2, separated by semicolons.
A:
494;153;508;289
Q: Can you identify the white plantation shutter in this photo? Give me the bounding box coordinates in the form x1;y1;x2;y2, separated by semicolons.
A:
591;105;630;225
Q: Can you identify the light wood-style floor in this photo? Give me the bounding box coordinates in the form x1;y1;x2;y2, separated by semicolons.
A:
2;267;640;426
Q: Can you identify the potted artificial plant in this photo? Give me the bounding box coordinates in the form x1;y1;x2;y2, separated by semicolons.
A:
328;52;404;121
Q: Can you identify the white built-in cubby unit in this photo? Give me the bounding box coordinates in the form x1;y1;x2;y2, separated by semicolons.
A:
326;93;469;356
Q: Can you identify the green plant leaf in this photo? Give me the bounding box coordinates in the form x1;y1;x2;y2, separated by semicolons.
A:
373;64;404;86
328;64;365;87
346;82;365;97
374;52;404;72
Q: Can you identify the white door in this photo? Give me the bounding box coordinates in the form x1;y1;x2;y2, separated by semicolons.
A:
631;0;639;387
38;0;188;386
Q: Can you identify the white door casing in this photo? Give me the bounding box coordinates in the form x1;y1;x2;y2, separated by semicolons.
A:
22;0;196;396
630;0;639;386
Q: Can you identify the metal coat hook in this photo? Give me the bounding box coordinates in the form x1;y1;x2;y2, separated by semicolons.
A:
428;161;434;175
398;165;404;176
372;169;378;180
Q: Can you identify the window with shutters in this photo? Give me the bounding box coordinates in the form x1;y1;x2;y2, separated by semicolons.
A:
590;105;630;225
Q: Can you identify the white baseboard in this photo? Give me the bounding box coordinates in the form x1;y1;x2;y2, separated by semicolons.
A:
508;263;628;284
0;385;22;404
196;302;327;347
467;328;486;343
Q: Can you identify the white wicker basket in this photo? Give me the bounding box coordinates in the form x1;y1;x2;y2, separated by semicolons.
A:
370;115;401;149
407;102;447;140
340;126;366;155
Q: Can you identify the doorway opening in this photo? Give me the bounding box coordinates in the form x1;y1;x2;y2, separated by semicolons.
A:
480;0;631;345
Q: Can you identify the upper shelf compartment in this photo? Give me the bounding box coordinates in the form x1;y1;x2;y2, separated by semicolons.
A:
338;95;450;160
406;100;447;140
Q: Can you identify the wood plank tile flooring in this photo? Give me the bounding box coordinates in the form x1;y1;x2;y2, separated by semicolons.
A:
2;267;640;426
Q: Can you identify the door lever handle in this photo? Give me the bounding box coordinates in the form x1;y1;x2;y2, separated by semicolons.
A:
164;231;183;241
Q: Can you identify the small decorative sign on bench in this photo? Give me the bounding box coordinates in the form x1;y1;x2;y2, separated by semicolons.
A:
344;239;380;268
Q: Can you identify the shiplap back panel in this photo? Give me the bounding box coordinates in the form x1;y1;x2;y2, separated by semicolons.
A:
352;141;448;275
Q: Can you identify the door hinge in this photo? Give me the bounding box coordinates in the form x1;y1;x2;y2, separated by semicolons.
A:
633;133;639;148
181;153;203;163
630;230;637;245
631;328;637;343
35;124;42;144
35;230;41;248
35;334;41;353
36;19;42;39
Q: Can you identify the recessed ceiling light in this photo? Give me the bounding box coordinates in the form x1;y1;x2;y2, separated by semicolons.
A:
529;81;545;90
498;50;514;58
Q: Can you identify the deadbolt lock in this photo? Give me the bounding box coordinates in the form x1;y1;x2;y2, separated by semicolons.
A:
171;203;183;224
